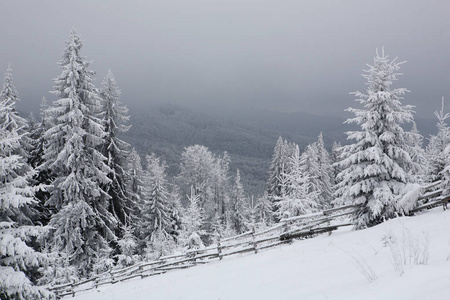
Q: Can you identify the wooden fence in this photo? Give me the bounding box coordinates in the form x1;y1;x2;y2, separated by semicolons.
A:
48;180;446;298
48;204;356;298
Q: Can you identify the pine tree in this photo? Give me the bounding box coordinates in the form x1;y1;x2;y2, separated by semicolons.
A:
267;137;295;220
115;225;138;268
404;122;427;183
254;192;273;229
0;73;40;227
334;49;414;228
0;103;54;299
278;145;318;219
331;141;342;182
166;186;183;240
29;98;53;226
211;152;230;236
0;65;31;158
299;143;322;207
42;29;114;275
179;185;203;246
125;148;144;226
267;137;288;198
99;70;132;229
315;132;334;207
229;169;249;234
426;98;450;182
140;154;173;243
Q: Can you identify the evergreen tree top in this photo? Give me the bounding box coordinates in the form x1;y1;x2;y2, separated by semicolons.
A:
1;64;20;105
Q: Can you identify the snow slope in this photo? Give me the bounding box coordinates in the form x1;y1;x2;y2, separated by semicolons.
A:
73;208;450;300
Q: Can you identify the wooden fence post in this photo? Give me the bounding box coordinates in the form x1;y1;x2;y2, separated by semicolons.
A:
251;228;257;254
110;269;115;284
217;239;223;260
71;281;75;297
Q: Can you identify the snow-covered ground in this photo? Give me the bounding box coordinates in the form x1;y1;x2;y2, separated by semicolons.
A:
73;208;450;300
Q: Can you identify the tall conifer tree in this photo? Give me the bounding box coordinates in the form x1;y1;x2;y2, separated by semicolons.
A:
334;49;414;228
42;30;114;275
99;70;132;228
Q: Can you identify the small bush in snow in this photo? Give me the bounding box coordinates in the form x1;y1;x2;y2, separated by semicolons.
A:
383;226;429;275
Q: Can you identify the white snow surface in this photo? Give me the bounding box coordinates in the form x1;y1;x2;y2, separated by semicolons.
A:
74;208;450;300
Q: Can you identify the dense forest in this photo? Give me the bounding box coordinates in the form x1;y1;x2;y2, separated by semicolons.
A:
1;30;449;299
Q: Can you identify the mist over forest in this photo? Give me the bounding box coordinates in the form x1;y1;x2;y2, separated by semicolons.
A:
122;102;437;195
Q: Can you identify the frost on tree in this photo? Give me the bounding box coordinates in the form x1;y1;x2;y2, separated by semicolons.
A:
140;154;175;257
278;145;319;219
436;99;450;201
315;132;334;207
331;141;343;181
299;143;325;210
99;70;132;229
180;185;203;247
0;65;32;159
440;145;450;204
426;98;450;182
125;148;144;226
210;152;231;238
334;49;414;228
267;137;296;219
254;192;273;229
29;98;54;226
178;145;231;236
403;122;427;183
41;29;115;275
229;169;249;234
0;104;53;299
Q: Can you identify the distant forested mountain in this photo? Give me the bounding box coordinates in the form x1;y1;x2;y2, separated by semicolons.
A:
122;102;435;196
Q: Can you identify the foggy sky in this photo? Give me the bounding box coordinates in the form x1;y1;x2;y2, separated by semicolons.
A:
1;0;449;118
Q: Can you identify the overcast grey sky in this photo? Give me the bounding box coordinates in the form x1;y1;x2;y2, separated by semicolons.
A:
1;0;449;118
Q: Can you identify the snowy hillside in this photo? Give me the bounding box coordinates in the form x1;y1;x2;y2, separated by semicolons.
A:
72;208;450;300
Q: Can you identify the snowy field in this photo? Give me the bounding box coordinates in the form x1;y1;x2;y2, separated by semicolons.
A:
73;208;450;300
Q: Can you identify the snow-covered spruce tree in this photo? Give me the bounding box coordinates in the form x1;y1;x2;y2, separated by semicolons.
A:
440;144;450;205
434;99;450;201
140;154;173;244
299;143;322;207
267;137;296;220
211;152;231;237
331;141;342;182
315;132;334;207
28;98;54;226
30;97;53;171
278;145;318;219
115;225;138;268
254;192;273;229
166;186;183;242
334;49;414;228
99;70;132;229
229;169;249;234
0;65;32;158
0;75;40;227
179;185;203;247
404;122;427;183
267;137;287;198
0;106;54;299
125;148;144;226
41;30;115;276
426;98;450;182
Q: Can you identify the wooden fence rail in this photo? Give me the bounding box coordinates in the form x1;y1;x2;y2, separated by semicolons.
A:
48;180;446;298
